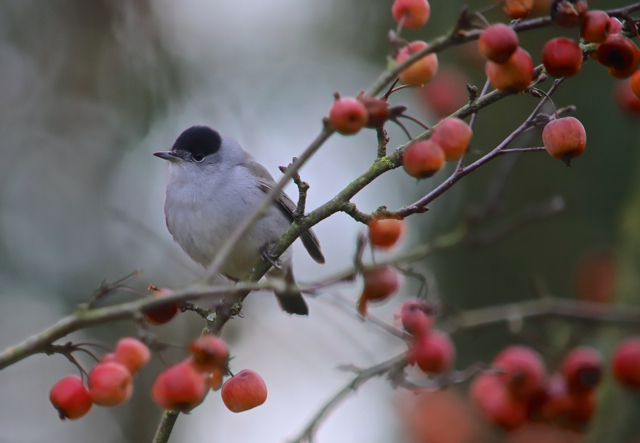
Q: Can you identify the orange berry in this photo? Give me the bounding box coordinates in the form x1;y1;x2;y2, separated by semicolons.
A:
399;299;434;338
551;0;588;28
485;48;535;92
402;140;445;179
478;24;519;63
368;218;405;249
561;347;602;393
542;37;583;78
503;0;533;19
114;337;151;375
88;362;133;406
408;330;455;374
151;359;208;412
493;345;547;401
361;266;399;302
396;41;439;87
391;0;431;30
209;367;224;391
542;117;586;164
580;10;610;43
329;96;368;135
49;375;93;420
470;372;528;429
358;266;400;316
221;369;268;413
613;338;640;388
188;334;230;373
430;117;473;161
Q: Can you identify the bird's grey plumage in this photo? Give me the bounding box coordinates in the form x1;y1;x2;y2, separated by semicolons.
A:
155;126;324;315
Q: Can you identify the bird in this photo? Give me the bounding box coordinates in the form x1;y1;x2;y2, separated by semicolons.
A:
154;125;325;315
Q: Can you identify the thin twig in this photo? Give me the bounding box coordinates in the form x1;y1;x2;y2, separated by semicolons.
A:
288;354;407;443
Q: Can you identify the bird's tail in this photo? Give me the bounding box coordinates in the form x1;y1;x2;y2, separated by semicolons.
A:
266;262;309;316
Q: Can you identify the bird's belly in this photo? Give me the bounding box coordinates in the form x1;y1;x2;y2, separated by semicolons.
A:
165;190;290;279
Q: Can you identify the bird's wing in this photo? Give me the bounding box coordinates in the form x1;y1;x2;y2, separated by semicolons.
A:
245;162;325;264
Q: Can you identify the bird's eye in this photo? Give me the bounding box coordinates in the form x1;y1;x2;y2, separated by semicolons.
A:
193;153;204;162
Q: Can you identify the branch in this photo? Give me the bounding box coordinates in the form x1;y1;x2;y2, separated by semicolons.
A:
288;354;407;443
447;298;640;334
367;2;640;97
153;410;179;443
0;282;270;371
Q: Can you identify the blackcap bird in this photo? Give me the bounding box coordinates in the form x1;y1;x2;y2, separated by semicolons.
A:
154;126;325;315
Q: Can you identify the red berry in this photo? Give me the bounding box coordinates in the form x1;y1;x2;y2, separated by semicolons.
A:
221;369;268;413
478;24;519;63
561;347;602;393
396;41;439;87
402;140;445;179
430;117;473;162
609;17;623;35
596;35;637;70
151;359;208;412
88;362;133;406
609;44;640;79
356;93;391;129
631;70;640;99
539;375;597;428
542;37;583;78
615;79;640;115
400;299;434;338
574;249;617;303
144;289;180;325
613;337;640;388
503;0;533;19
470;373;528;429
419;66;470;118
188;334;230;373
580;11;610;44
493;345;547;401
391;0;431;30
329;96;368;135
485;48;535;92
542;117;586;165
408;330;455;374
114;337;151;375
551;0;588;28
368;218;405;249
49;375;93;420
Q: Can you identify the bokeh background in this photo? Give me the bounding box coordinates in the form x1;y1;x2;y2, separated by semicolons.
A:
0;0;639;442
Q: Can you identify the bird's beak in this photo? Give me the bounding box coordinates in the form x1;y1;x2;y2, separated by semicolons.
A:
153;151;181;162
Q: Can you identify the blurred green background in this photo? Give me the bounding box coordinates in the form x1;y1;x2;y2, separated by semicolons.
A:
0;0;639;442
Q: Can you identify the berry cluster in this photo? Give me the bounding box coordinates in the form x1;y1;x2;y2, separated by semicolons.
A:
49;338;150;420
50;335;268;420
401;300;456;375
468;338;640;431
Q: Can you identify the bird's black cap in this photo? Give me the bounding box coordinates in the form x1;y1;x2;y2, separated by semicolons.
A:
172;126;222;160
